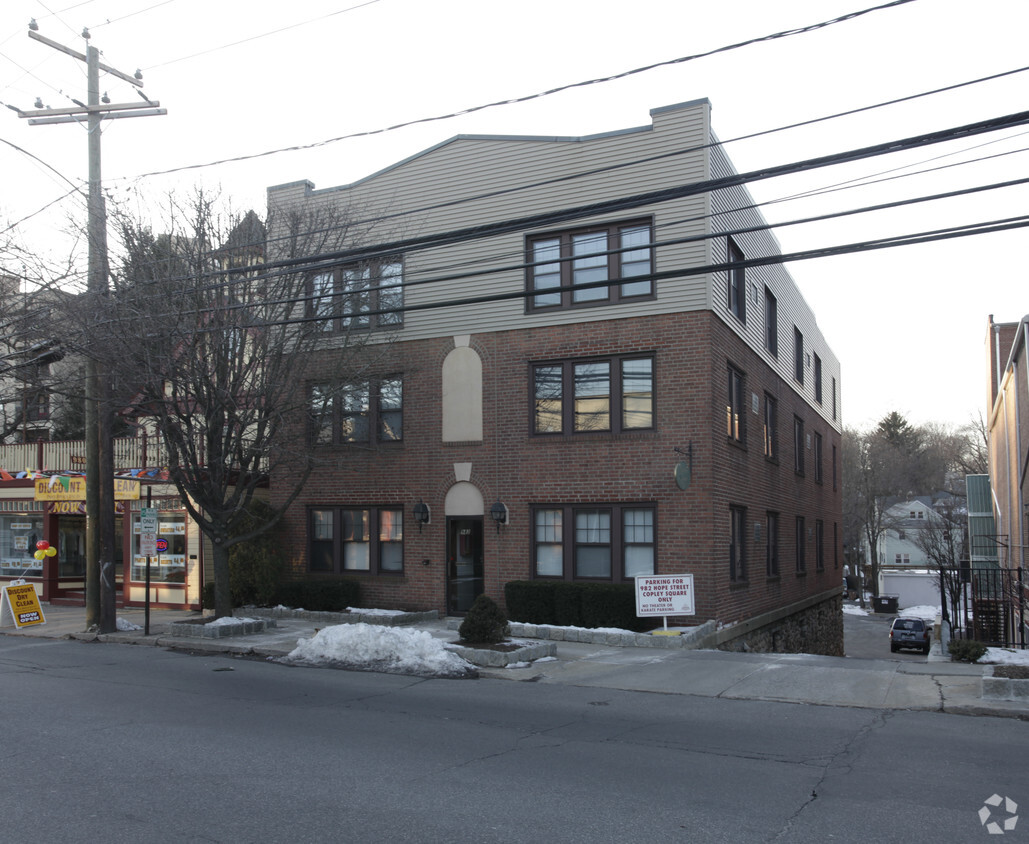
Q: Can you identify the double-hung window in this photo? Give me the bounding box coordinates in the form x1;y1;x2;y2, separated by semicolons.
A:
308;258;404;330
527;220;653;310
730;506;747;582
794;327;804;384
727;365;745;444
764;286;778;356
793;416;805;475
813;432;823;484
763;393;777;460
815;520;825;571
766;511;780;577
796;516;806;573
309;506;404;574
532;504;655;581
310;377;403;445
814;353;823;404
727;238;745;323
532;355;654;435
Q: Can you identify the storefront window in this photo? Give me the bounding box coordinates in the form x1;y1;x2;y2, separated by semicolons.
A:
131;513;187;583
0;514;45;577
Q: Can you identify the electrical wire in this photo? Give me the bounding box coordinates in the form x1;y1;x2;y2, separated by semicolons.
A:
127;0;921;181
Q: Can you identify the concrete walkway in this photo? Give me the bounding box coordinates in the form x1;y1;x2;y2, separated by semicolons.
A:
2;604;1025;720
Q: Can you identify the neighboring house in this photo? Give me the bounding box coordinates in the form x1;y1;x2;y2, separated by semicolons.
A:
0;209;266;611
982;315;1028;647
265;99;844;653
871;495;965;598
0;276;67;444
986;315;1029;570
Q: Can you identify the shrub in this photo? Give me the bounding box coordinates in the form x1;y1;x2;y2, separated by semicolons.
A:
504;580;556;624
948;639;988;663
275;579;361;612
459;594;510;644
503;580;652;632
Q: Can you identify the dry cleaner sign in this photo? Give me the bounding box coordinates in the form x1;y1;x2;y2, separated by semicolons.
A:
635;574;695;617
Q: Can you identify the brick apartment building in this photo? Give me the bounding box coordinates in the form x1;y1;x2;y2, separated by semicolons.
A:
265;98;844;653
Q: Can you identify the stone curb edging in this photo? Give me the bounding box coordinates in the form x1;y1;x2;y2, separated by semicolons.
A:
982;666;1029;702
167;617;278;639
446;640;557;667
243;606;440;627
445;618;719;649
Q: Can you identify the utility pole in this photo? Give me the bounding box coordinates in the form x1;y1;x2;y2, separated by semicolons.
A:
21;25;166;633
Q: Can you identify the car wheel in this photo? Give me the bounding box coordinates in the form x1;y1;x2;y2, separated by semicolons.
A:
922;645;930;655
890;643;898;653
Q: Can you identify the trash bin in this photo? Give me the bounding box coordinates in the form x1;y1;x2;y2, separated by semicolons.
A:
873;595;899;614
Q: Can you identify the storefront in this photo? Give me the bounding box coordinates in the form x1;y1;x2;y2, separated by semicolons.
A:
0;475;202;610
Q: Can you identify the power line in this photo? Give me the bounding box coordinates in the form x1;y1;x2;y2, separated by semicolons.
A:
127;0;921;182
100;105;1029;316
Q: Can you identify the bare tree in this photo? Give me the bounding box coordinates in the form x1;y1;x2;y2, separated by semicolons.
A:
85;190;397;618
911;495;967;630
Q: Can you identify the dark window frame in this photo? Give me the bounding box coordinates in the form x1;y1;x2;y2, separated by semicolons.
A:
727;364;745;445
307;505;405;575
766;511;780;577
526;219;655;312
795;515;806;574
727;237;746;323
764;286;778;357
310;376;404;446
813;431;823;484
794;326;804;384
793;416;805;475
531;503;657;582
763;393;777;461
531;354;655;437
730;505;747;582
307;257;404;331
815;519;825;572
813;353;823;404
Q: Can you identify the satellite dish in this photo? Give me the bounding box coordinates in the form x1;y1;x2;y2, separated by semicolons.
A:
674;460;691;491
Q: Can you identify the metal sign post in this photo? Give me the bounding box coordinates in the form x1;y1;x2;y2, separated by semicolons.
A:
140;491;157;635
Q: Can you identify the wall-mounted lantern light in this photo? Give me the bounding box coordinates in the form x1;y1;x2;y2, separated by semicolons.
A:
490;501;509;533
413;500;431;532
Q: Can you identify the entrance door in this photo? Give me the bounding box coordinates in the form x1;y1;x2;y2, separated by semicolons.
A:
447;517;483;615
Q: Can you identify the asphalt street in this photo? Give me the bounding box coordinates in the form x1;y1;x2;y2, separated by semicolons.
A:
0;634;1024;844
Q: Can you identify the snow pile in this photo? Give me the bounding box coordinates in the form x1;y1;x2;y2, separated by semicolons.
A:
286;622;475;678
206;616;260;627
983;648;1029;666
899;604;938;620
116;617;142;631
842;604;869;616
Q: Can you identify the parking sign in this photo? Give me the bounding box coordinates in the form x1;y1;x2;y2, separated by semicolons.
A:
140;508;158;556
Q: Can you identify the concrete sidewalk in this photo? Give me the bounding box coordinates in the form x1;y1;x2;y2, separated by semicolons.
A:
3;603;1026;720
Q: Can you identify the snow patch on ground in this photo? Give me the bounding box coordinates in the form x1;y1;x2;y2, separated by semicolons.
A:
983;648;1029;666
285;622;475;678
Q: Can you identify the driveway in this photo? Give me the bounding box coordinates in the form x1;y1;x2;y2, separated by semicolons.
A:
843;605;928;662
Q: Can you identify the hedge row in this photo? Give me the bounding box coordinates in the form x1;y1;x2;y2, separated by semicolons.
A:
203;578;360;613
503;580;652;632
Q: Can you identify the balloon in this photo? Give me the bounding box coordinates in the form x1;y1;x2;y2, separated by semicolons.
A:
34;550;45;560
36;540;49;550
45;546;57;557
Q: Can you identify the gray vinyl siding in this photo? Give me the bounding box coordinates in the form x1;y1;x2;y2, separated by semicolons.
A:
267;98;841;430
268;101;713;336
709;139;841;431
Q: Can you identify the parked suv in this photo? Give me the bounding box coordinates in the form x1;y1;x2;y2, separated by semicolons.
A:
889;617;931;654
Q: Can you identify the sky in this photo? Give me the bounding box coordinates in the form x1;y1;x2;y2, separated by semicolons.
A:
1;0;1027;432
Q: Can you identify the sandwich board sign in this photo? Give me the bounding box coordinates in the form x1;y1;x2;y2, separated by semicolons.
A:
1;581;47;629
635;574;695;634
